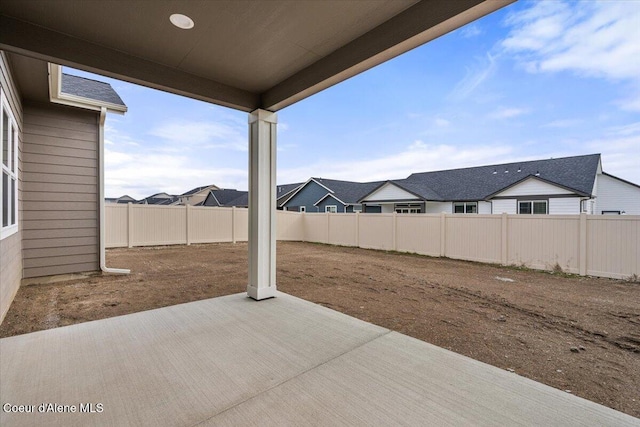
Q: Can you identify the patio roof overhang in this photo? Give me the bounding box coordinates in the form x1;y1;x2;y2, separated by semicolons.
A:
0;0;513;112
0;0;515;299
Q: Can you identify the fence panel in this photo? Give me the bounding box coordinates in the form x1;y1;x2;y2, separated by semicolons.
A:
233;208;249;242
359;214;394;250
396;214;440;256
304;213;329;243
445;215;502;263
587;216;639;279
189;206;233;243
507;215;580;273
328;214;358;247
130;205;187;246
277;211;304;241
105;204;128;248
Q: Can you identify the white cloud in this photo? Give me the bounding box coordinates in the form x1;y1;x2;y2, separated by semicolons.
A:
434;117;451;127
488;107;529;119
105;150;247;198
502;1;640;110
449;52;497;100
460;23;482;38
149;119;247;151
542;119;583;128
586;122;640;183
278;140;515;184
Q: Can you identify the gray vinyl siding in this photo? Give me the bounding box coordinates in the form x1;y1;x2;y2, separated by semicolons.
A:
21;101;99;278
0;51;23;323
316;195;346;212
283;181;329;213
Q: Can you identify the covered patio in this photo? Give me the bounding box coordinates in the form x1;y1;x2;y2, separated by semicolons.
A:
1;1;637;425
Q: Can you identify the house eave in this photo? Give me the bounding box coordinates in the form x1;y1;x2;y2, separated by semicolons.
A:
48;63;127;114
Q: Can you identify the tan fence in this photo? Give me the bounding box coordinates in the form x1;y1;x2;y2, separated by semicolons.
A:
106;205;639;280
105;204;301;248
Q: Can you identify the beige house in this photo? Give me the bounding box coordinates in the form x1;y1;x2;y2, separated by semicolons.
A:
0;52;126;322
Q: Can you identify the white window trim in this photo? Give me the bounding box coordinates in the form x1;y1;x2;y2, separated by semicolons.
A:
325;205;337;213
299;206;306;213
1;89;18;240
518;200;548;215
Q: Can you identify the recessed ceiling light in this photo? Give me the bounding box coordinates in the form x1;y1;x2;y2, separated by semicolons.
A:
170;13;194;30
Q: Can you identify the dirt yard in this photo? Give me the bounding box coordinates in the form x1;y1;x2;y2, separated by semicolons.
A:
1;242;638;417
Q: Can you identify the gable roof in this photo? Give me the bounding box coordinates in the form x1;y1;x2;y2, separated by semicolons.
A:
395;154;601;201
203;189;248;207
311;178;385;205
181;184;219;196
136;193;179;205
61;73;126;106
276;183;303;202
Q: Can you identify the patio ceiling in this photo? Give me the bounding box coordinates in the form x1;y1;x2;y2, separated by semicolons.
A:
0;0;513;112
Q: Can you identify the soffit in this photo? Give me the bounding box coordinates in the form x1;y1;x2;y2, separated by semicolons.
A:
0;0;514;111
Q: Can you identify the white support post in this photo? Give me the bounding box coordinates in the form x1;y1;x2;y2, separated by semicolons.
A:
247;109;278;300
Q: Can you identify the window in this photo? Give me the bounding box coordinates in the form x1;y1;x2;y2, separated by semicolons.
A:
518;200;547;215
299;206;306;213
395;203;421;214
453;202;477;214
602;211;621;215
325;205;337;213
1;91;18;240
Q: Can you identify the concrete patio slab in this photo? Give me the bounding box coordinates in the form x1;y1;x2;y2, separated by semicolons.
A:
1;292;637;426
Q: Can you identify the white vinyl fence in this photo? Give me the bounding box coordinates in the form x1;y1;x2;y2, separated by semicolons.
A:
106;204;639;280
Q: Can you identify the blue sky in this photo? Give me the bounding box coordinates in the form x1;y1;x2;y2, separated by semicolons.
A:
64;0;640;199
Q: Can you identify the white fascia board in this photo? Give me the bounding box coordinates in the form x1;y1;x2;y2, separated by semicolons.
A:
48;64;127;114
313;193;347;206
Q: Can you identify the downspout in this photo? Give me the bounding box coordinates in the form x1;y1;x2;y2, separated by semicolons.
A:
99;107;130;274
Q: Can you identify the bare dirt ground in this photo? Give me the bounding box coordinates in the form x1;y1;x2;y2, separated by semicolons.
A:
1;242;639;417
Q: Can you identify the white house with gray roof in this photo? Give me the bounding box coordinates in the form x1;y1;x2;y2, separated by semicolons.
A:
359;154;640;215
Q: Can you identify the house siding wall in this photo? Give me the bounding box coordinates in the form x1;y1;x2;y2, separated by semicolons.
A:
492;199;516;214
21;101;99;278
595;174;640;215
0;52;23;323
549;197;581;215
363;183;419;201
478;201;492;214
425;202;451;213
316;195;346;213
494;178;574;197
282;181;329;213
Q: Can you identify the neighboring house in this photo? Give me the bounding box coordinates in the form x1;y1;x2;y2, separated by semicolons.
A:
200;189;248;208
178;184;219;205
279;178;383;213
136;192;179;205
359;154;640;215
105;195;136;204
276;182;303;209
0;51;126;322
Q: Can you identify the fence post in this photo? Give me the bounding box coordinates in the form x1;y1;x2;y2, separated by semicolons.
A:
392;212;397;251
439;212;446;257
326;212;330;243
231;206;236;244
355;211;360;248
579;213;587;276
127;202;133;248
186;204;191;245
501;213;508;265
